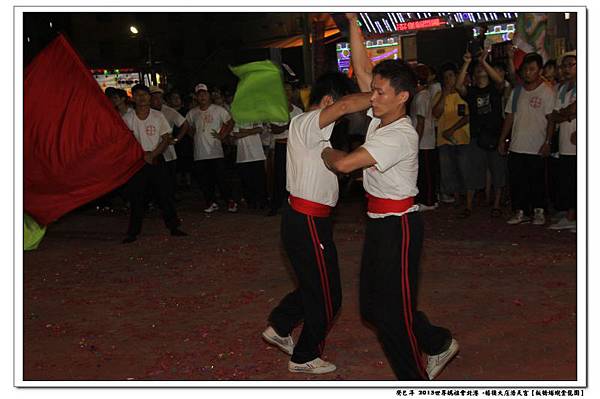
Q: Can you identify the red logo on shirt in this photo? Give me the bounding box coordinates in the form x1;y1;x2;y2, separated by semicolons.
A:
145;125;156;136
529;97;543;109
201;112;214;124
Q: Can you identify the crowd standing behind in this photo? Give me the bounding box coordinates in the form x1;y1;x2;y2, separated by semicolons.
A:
104;44;576;237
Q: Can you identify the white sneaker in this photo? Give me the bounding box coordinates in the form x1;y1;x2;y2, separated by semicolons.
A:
507;210;530;225
427;338;459;380
548;217;576;230
417;203;439;212
532;208;546;225
262;326;294;355
204;203;219;213
288;357;336;374
227;200;238;213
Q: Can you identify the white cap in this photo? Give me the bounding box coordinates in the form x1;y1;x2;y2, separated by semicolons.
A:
149;85;164;94
195;83;208;92
559;50;576;65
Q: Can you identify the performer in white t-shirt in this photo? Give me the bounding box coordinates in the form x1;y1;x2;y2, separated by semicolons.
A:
498;53;556;226
105;87;134;117
261;73;371;375
545;51;577;231
149;85;191;200
321;13;458;381
186;83;237;213
411;64;439;211
121;84;187;243
232;122;268;210
267;82;304;216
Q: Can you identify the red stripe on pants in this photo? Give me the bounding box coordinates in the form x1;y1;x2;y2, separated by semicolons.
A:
309;217;334;320
307;216;332;323
306;216;333;356
401;215;428;379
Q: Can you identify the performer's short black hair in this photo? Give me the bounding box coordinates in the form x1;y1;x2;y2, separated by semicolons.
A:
522;52;544;69
131;84;150;95
372;59;417;100
309;72;358;106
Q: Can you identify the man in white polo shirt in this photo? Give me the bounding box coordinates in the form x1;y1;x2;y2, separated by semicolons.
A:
321;13;458;380
261;73;371;374
186;83;237;213
121;84;187;243
149;85;191;199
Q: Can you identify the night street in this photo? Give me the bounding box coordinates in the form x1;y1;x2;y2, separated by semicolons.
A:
23;191;577;381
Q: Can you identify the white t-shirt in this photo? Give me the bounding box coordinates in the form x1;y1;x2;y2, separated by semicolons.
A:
410;89;435;150
272;105;304;141
186;104;232;160
122;108;172;154
428;82;441;101
555;83;576;156
428;82;441;128
234;122;267;164
158;104;185;162
362;109;420;219
286;109;338;207
161;104;186;129
505;82;556;155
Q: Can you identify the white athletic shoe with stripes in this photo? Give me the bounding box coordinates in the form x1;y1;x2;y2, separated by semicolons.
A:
262;326;294;355
427;338;459;380
288;357;337;374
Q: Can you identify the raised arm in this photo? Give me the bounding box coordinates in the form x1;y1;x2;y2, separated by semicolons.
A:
505;44;518;86
318;92;371;129
479;49;504;87
346;13;373;93
456;51;471;98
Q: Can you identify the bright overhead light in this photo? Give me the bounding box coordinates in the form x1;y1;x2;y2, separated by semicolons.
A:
129;26;139;34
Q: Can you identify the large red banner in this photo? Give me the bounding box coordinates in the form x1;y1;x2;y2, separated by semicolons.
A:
24;34;144;225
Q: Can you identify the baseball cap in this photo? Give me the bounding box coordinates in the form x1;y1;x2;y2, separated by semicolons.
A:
195;83;208;92
559;50;576;65
149;85;164;94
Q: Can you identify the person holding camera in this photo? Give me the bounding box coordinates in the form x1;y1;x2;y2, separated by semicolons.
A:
432;63;470;213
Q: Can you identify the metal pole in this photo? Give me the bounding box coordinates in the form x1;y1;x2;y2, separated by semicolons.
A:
301;13;313;84
147;38;153;84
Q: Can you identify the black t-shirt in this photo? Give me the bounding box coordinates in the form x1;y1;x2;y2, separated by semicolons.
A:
466;84;504;139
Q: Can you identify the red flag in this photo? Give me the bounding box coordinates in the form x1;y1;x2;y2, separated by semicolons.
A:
24;34;144;225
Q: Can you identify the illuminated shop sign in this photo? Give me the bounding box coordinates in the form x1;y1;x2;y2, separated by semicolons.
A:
396;18;447;32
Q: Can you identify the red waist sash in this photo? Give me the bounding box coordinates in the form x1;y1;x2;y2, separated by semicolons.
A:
366;193;415;214
289;195;332;217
